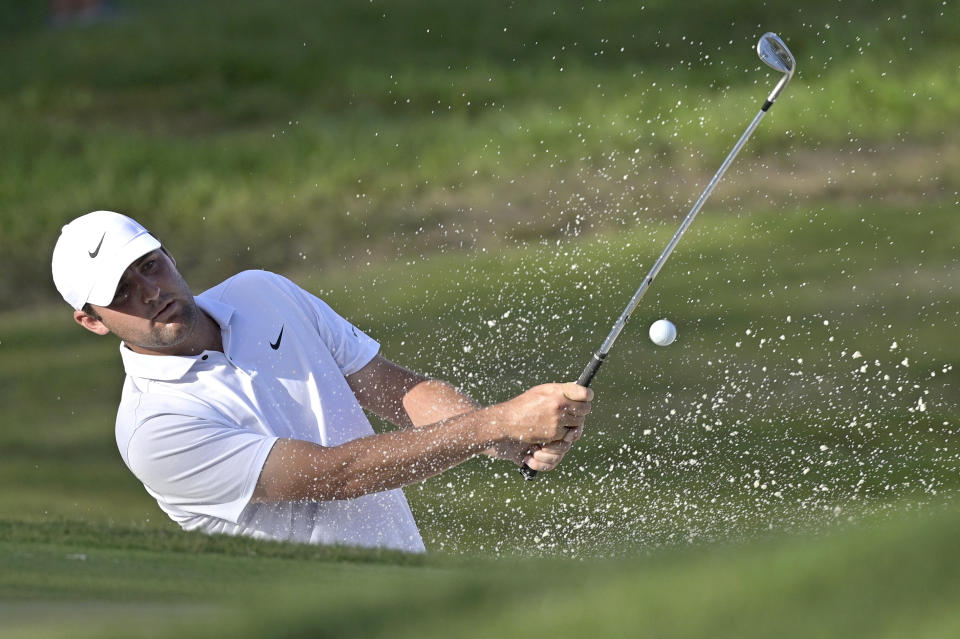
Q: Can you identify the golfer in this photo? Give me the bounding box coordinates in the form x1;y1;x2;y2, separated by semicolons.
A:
52;211;592;552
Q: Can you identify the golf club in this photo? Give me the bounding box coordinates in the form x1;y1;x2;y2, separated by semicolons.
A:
520;32;796;480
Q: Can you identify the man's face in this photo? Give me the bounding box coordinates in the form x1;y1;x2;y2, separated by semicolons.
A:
75;249;201;355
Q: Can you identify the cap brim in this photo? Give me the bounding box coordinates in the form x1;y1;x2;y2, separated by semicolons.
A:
86;233;162;307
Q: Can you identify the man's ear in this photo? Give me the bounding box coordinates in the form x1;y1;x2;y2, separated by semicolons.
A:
74;309;111;336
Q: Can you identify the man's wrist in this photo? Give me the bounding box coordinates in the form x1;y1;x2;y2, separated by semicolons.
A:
473;404;508;447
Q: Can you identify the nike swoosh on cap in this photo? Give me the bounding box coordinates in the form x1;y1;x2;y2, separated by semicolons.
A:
88;233;106;258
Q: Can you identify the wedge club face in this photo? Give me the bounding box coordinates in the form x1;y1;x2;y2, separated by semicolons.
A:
758;32;795;75
757;32;795;104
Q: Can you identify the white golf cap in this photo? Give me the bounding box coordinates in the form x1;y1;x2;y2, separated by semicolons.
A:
52;211;162;310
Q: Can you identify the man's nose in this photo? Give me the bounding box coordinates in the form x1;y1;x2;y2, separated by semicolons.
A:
130;271;161;303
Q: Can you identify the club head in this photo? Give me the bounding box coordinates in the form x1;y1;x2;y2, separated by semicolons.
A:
757;32;795;76
757;32;795;104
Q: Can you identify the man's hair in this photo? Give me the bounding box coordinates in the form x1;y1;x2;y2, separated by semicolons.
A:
81;303;101;320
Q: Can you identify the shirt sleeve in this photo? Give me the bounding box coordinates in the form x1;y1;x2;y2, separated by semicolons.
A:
124;411;278;524
273;273;380;375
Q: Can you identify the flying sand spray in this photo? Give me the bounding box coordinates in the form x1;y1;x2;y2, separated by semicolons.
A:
521;33;797;479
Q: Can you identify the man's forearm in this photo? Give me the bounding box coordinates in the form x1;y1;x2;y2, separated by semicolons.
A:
253;382;591;503
253;405;498;503
402;378;480;427
347;355;478;428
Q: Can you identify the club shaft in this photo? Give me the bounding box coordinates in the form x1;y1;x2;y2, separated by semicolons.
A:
519;107;770;481
520;108;769;482
525;86;791;481
589;106;769;369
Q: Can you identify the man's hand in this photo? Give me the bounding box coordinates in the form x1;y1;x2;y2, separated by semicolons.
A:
489;383;593;444
485;423;583;471
483;382;592;471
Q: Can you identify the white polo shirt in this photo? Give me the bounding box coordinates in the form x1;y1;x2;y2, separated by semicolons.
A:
115;270;425;553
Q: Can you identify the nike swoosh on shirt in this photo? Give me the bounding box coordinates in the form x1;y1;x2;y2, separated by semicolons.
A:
270;325;284;350
88;233;106;258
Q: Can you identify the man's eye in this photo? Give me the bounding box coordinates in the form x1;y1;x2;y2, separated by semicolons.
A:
142;260;157;272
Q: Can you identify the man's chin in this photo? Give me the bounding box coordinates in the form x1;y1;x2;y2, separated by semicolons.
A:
150;304;198;348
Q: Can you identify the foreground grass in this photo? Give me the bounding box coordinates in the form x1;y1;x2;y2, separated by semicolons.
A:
3;501;960;638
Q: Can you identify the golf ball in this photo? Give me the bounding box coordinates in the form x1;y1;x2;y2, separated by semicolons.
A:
649;319;677;346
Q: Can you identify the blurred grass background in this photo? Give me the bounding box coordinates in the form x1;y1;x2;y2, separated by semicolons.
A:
1;0;958;635
2;0;957;304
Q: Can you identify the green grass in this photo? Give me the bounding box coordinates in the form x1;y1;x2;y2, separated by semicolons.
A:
4;502;960;638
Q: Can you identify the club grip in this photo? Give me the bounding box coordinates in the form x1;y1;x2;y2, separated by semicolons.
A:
518;463;538;480
577;352;606;388
518;352;607;480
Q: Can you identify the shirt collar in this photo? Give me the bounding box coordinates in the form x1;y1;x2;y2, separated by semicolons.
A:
118;296;236;382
